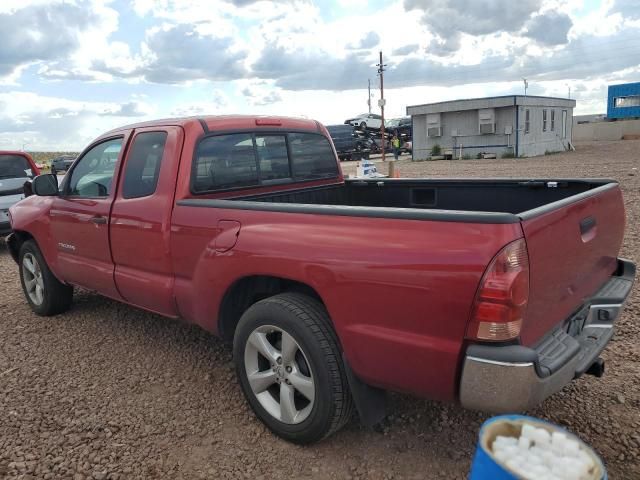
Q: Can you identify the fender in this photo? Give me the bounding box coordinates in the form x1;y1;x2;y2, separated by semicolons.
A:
8;195;64;281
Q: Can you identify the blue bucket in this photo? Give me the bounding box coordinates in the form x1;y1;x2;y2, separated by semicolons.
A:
469;415;607;480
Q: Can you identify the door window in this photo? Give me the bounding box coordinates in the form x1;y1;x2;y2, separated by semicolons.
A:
122;132;168;199
67;138;123;198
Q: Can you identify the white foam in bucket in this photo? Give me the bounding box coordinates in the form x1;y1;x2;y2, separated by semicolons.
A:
470;415;607;480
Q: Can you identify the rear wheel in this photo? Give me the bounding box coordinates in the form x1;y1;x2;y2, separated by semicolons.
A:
19;240;73;316
233;293;354;444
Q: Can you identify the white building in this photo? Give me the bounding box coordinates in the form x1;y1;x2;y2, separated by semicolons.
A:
406;95;576;159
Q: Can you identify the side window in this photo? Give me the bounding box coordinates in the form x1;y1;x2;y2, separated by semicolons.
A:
525;109;530;134
288;133;339;179
67;138;123;198
193;133;258;192
122;132;168;199
255;135;290;181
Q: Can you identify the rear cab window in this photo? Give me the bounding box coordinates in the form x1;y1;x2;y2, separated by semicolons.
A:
192;131;338;193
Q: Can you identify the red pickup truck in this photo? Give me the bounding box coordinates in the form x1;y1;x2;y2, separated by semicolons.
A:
7;116;635;444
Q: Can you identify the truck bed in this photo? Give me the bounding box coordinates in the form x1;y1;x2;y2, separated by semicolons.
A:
184;178;616;222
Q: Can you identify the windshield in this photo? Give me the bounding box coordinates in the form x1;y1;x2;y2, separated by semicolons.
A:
0;154;33;179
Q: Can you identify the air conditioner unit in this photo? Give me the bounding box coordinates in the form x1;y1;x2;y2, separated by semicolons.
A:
479;123;496;135
428;127;442;137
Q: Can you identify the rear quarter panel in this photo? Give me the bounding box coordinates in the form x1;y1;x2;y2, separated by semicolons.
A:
170;206;523;401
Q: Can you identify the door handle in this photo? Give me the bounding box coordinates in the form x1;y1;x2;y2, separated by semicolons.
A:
580;216;596;234
580;216;597;243
90;215;107;225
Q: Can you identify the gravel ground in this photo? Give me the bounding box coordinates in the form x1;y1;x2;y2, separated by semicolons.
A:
1;140;638;479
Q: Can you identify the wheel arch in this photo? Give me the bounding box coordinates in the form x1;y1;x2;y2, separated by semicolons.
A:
6;230;35;264
218;275;329;343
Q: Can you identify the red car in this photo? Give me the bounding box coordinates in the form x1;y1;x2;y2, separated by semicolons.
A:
7;116;635;444
0;151;39;236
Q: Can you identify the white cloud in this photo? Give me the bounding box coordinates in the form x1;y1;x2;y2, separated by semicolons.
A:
0;0;637;150
0;92;157;150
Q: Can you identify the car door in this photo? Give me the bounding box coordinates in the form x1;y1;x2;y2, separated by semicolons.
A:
110;127;184;317
368;114;381;129
49;135;129;299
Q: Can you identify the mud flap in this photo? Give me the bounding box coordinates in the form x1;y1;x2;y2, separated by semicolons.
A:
342;353;387;428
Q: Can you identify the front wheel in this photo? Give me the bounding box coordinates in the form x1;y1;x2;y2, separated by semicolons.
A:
233;293;354;444
359;122;367;130
19;240;73;316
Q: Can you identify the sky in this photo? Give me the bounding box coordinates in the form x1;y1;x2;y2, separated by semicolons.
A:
0;0;638;151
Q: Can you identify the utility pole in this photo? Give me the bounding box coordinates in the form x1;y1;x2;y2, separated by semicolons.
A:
566;83;571;99
522;78;528;96
367;79;371;114
377;51;387;163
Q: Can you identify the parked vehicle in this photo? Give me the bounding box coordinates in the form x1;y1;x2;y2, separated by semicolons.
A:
387;117;412;153
386;116;412;138
50;155;76;175
326;124;375;161
344;113;383;131
0;151;39;236
7;116;635;444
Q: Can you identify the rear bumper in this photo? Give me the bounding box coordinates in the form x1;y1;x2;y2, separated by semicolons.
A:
459;258;635;412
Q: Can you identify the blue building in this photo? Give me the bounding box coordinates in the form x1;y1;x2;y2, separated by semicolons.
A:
607;82;640;119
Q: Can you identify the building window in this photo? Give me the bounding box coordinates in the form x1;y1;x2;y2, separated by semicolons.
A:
551;110;555;131
614;96;640;108
525;109;530;134
542;109;547;132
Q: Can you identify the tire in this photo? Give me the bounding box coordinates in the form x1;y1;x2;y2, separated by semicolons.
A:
51;167;57;176
233;293;354;444
19;240;73;316
359;122;367;130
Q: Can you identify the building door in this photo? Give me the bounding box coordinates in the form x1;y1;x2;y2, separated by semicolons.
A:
562;110;568;139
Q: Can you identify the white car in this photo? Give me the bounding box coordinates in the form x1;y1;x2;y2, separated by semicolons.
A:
344;113;384;131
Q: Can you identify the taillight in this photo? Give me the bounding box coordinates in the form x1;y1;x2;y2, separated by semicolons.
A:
467;238;529;342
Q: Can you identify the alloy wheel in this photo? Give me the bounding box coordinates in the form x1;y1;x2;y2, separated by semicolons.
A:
244;325;315;424
22;253;45;305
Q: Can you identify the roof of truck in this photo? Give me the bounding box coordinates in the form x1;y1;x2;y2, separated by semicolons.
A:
103;115;323;136
0;150;34;158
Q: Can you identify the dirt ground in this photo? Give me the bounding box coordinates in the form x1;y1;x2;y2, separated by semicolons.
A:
1;140;639;479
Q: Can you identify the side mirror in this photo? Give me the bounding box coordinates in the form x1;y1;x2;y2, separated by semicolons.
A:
32;174;59;196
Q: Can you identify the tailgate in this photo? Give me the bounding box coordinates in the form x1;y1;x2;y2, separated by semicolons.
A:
519;183;625;345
